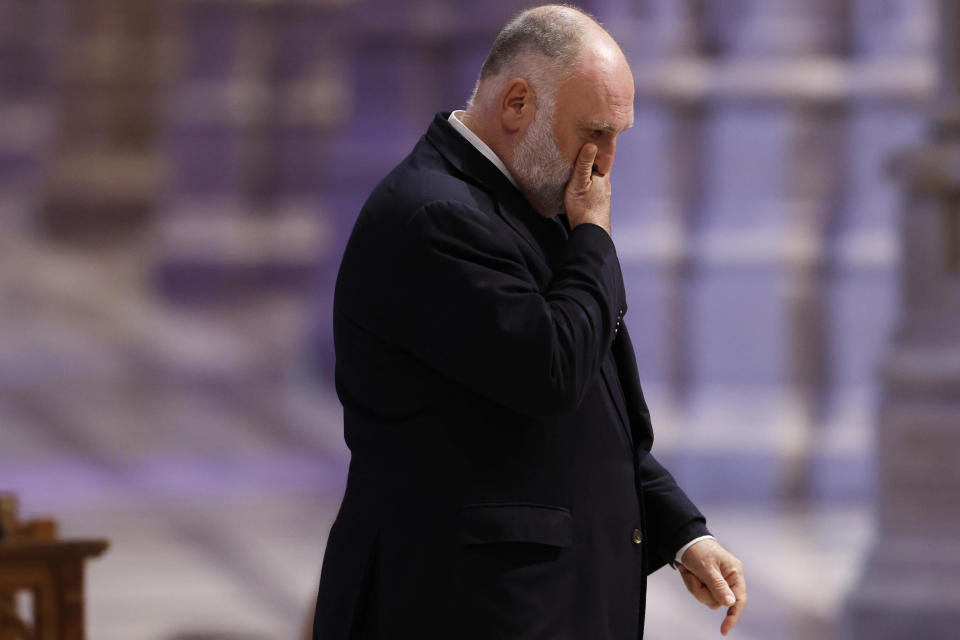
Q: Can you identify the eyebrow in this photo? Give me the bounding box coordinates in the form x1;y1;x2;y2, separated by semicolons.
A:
581;120;634;133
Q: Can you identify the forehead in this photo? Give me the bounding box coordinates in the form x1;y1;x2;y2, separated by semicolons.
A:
556;51;634;131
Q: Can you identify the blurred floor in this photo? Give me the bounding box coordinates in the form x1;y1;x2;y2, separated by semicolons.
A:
8;448;871;640
32;483;871;640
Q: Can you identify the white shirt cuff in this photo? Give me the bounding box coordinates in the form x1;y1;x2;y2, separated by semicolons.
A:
674;535;716;566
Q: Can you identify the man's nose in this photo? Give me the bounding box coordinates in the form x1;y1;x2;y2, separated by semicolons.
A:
595;139;616;175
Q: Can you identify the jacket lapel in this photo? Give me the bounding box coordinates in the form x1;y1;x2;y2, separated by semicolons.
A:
599;356;634;449
424;112;557;265
612;326;654;452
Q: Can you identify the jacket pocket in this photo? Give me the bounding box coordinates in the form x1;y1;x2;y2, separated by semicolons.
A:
458;502;572;547
451;503;574;638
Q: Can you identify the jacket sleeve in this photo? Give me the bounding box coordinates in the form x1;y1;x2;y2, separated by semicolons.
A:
385;200;625;417
637;451;711;574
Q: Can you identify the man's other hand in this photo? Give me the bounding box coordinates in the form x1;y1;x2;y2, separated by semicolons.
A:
677;538;747;635
564;143;611;235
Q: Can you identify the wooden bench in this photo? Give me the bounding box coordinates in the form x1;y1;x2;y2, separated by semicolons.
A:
0;494;108;640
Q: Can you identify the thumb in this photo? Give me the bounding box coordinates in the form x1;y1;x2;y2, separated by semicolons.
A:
705;568;736;608
572;143;599;188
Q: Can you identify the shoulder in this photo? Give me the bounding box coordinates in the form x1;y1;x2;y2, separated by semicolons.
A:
366;138;496;224
338;140;512;272
338;140;515;285
334;144;528;336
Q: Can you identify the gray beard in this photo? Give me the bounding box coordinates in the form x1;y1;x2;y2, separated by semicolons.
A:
512;112;573;216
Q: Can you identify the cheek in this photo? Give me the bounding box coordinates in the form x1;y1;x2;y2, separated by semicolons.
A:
557;135;584;164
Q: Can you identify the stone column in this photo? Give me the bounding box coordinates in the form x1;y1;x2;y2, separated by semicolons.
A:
614;0;705;434
812;0;934;500
155;0;343;302
37;0;162;240
0;0;57;233
671;0;846;499
846;1;960;637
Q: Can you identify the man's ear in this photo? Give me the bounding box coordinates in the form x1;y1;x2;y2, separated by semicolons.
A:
500;78;535;134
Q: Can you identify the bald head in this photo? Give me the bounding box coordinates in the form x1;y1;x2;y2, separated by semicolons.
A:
460;5;633;217
468;5;610;111
479;5;598;81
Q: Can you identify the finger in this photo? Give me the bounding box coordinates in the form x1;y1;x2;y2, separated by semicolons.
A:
572;143;598;187
721;598;746;635
704;566;737;609
679;570;703;599
679;567;721;609
721;567;747;635
693;581;722;609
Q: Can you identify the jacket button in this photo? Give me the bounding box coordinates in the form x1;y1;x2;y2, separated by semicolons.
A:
632;528;643;545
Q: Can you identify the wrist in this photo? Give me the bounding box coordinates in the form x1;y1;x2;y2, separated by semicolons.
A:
673;534;717;568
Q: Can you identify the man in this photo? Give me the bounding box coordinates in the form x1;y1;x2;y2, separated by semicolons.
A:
314;5;746;639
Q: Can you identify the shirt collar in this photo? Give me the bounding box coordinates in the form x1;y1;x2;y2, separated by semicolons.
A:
447;110;519;189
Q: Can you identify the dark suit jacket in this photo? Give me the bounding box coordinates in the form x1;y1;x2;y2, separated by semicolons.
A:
313;113;709;640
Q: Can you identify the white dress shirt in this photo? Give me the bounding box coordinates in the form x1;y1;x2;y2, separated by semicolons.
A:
448;111;519;189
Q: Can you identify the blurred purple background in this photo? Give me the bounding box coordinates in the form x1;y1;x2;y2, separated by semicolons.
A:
0;0;950;638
